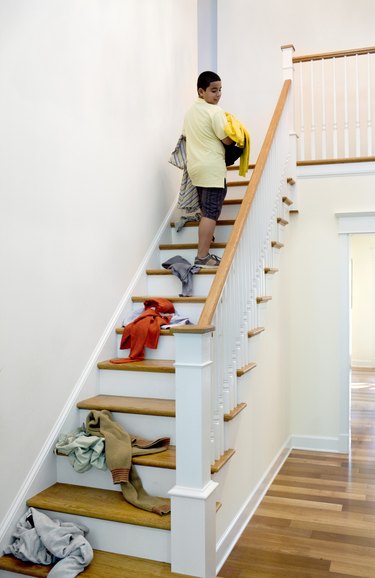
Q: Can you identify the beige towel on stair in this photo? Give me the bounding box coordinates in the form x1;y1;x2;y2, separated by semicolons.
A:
85;410;171;515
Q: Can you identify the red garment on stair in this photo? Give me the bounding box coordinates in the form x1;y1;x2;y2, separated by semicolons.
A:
110;298;175;364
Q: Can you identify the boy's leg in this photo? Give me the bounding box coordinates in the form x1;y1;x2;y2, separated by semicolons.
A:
194;185;226;266
197;217;216;258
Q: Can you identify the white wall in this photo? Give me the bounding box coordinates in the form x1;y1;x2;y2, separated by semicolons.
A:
351;233;375;367
0;0;197;524
218;0;375;162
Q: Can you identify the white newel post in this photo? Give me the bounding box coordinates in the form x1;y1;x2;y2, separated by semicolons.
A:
169;327;218;578
281;44;297;202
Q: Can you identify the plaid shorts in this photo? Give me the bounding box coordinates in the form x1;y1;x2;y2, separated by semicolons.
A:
196;182;227;221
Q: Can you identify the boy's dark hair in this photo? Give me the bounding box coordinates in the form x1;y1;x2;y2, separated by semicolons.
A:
197;71;221;91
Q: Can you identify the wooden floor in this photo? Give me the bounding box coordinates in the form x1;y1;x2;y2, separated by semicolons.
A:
218;368;375;578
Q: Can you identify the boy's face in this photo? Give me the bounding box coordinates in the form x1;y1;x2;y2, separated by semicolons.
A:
198;81;222;105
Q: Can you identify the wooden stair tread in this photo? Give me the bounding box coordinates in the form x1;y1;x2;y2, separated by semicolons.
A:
170;219;235;228
224;403;247;421
264;267;279;274
287;176;296;185
227;180;250;187
159;242;226;250
237;362;257;377
227;163;255;171
27;483;171;530
277;217;289;226
289;209;299;214
223;198;242;205
77;395;176;417
57;444;228;473
132;296;206;303
271;240;284;249
248;326;265;337
0;549;195;577
116;327;172;336
98;359;176;373
282;195;293;206
256;296;272;304
146;268;216;275
211;448;235;473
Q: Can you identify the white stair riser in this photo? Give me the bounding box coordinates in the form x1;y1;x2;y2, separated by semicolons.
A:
132;301;204;324
37;509;171;562
220;203;241;220
146;273;214;296
79;410;176;445
159;247;225;265
171;224;233;244
226;185;248;200
0;572;27;577
116;333;175;360
99;369;176;398
56;456;176;498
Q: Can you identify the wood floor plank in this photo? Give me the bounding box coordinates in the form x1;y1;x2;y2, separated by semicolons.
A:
219;370;375;578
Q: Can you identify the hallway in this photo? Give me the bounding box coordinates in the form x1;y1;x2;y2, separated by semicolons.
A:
219;368;375;578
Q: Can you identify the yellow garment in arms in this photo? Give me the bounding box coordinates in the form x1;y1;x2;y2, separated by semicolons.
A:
224;112;250;177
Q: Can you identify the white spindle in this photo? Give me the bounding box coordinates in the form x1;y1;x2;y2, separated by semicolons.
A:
332;58;338;158
310;60;316;159
367;52;373;155
299;63;305;160
321;59;327;158
344;56;349;157
355;54;361;156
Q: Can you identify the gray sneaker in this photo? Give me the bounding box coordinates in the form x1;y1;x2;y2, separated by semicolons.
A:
194;254;221;268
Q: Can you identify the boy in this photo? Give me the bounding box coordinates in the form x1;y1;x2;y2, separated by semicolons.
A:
183;71;233;268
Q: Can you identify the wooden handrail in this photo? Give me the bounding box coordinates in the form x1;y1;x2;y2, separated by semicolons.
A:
293;46;375;63
195;79;291;329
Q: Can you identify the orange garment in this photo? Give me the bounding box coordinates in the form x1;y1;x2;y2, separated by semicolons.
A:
110;298;175;364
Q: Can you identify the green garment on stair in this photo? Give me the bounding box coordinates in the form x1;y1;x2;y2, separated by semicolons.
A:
85;410;171;516
54;427;107;473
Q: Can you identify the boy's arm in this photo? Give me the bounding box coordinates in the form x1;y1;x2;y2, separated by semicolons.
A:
222;136;234;145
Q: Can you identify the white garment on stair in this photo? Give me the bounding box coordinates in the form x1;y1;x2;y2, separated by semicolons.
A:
4;507;93;577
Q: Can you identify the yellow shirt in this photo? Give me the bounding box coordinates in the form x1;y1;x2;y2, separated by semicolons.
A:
224;112;250;177
183;98;227;188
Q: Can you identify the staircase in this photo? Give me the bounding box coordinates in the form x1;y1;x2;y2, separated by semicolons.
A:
0;179;253;578
0;64;296;577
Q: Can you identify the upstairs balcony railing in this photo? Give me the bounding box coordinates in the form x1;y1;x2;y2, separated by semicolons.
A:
293;46;375;162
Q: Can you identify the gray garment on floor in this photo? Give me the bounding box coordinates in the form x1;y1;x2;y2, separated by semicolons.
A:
162;255;200;297
4;507;93;577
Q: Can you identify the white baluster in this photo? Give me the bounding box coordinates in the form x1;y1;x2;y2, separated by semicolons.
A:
367;52;373;155
355;54;361;156
332;58;338;158
299;63;305;160
344;56;349;157
310;60;316;159
321;59;327;158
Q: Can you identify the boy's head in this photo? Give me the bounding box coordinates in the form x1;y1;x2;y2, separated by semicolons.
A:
197;71;222;105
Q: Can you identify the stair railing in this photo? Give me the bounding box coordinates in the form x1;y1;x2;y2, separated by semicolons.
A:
294;46;375;161
169;46;295;578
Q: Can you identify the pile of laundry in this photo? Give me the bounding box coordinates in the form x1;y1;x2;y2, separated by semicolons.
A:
4;507;93;577
55;409;171;516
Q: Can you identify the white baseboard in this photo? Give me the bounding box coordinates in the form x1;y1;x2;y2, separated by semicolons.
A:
215;438;291;574
290;434;349;453
351;360;375;369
